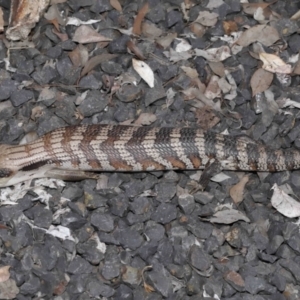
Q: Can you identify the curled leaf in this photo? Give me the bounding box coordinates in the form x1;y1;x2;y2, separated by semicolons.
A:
72;25;112;44
132;59;154;88
250;68;273;96
271;184;300;218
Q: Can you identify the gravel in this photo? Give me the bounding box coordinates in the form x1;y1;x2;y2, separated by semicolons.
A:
0;0;300;299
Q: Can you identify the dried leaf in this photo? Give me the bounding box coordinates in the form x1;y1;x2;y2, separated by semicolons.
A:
47;225;75;241
293;55;300;75
195;106;220;130
0;266;10;283
290;10;300;21
52;27;68;41
44;4;66;26
51;0;67;3
0;279;19;299
277;98;300;109
271;184;300;218
81;53;118;77
250;68;274;96
259;52;292;74
132;58;154;88
208;61;225;77
209;209;250;224
206;0;224;9
237;25;280;47
0;8;4;32
223;20;238;35
242;1;276;15
110;0;122;12
132;2;149;36
142;22;163;39
204;75;221;99
66;17;101;26
156;33;177;49
72;25;112;44
127;40;145;60
211;173;231;182
230;175;249;205
144;282;155;293
164;48;193;62
180;66;198;79
134;113;157;125
175;38;192;52
69;44;89;68
194;11;219;27
194;46;231;62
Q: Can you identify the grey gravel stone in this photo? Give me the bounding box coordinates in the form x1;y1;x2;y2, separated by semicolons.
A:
147;267;173;297
86;277;115;298
0;79;18;100
91;212;114;232
115;283;133;300
178;193;195;214
31;66;58;85
78;90;108;117
10;89;34;107
189;245;212;272
117;228;144;250
101;255;121;280
151;203;177;224
67;256;93;274
79;74;102;90
155;182;176;202
244;275;276;295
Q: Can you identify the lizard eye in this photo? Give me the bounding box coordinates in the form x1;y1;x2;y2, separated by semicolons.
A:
0;168;13;178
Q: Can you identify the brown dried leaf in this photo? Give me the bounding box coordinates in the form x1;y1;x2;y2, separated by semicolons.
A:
0;8;4;32
110;0;122;12
180;66;198;79
223;20;238;35
237;25;280;47
134;113;157;125
127;40;145;60
44;4;66;26
194;11;218;27
250;68;274;96
259;52;292;74
72;25;112;44
132;2;149;36
0;278;19;299
156;33;177;49
69;44;89;67
144;282;155;293
50;0;67;3
0;266;10;283
142;22;163;39
52;27;68;41
195;106;220;130
189;23;205;37
205;75;221;99
242;1;276;15
81;53;118;77
208;61;225;77
194;46;231;62
230;175;249;205
293;56;300;75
